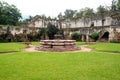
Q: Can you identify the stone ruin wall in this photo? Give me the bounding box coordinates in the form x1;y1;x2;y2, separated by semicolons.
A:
0;16;120;42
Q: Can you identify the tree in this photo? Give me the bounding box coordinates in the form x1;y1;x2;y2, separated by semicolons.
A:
64;9;77;19
111;0;120;21
82;7;94;17
97;5;109;14
0;1;21;25
47;23;59;39
97;5;109;27
22;16;33;24
71;33;82;41
38;28;46;40
116;0;120;10
58;12;63;20
41;14;46;20
75;7;94;18
90;32;99;41
75;9;84;18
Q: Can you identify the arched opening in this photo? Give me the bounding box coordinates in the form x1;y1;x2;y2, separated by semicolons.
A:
101;31;109;41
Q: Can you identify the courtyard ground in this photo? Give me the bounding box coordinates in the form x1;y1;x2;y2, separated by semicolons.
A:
0;42;120;80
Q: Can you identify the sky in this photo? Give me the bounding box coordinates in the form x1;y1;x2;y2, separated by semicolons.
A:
2;0;112;18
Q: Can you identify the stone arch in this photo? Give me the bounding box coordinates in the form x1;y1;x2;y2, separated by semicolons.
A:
99;31;109;42
101;32;109;40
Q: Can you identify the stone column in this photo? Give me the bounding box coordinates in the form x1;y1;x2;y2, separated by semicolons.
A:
86;35;89;42
109;26;114;41
81;35;84;42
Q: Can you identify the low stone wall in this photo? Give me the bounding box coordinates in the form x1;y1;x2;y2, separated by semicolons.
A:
40;40;76;49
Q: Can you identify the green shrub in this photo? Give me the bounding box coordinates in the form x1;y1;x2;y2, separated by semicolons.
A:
71;33;82;41
27;34;39;41
13;34;24;42
0;33;8;43
90;32;99;41
47;23;59;39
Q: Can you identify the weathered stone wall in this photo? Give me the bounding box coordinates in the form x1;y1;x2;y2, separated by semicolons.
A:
0;16;119;42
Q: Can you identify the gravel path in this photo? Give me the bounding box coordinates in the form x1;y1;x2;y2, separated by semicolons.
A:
24;45;92;52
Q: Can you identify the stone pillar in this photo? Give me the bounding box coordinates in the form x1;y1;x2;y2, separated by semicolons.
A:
86;35;89;42
81;35;84;42
109;26;114;41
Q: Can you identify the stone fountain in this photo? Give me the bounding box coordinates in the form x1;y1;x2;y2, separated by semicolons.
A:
36;32;80;52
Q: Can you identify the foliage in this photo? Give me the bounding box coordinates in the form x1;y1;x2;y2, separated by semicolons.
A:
90;32;99;41
97;5;109;14
111;0;120;21
112;0;120;11
75;7;94;18
58;12;63;20
117;0;120;10
71;33;82;41
47;23;59;39
0;33;8;42
0;1;21;25
60;29;65;39
38;28;46;40
0;43;25;53
27;34;39;41
13;34;24;42
64;9;77;19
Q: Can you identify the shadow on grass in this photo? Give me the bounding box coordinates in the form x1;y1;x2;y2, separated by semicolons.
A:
96;50;120;54
0;51;19;54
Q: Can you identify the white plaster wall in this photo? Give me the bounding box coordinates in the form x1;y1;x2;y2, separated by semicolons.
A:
11;28;24;35
35;20;43;28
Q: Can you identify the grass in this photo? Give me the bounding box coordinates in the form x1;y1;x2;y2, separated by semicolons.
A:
0;42;120;80
31;42;40;46
76;41;86;46
0;43;25;53
0;41;84;53
88;43;120;53
0;52;120;80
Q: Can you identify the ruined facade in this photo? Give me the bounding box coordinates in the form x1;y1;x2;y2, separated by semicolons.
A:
0;16;120;42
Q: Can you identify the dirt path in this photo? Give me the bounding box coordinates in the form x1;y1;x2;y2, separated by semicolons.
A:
24;45;92;52
72;45;92;52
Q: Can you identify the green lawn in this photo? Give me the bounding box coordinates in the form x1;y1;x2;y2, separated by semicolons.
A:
76;41;86;46
31;42;40;46
0;42;120;80
88;43;120;53
0;41;83;53
0;43;25;53
0;52;120;80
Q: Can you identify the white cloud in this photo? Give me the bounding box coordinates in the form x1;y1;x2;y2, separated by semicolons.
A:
2;0;112;17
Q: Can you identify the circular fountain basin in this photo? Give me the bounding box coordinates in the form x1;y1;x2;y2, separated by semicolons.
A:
40;40;76;48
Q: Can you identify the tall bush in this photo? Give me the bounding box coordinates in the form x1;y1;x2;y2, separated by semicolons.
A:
47;23;59;39
91;32;99;41
71;33;82;41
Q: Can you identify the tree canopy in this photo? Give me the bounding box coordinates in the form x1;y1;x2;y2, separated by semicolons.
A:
111;0;120;20
0;1;21;25
64;9;77;19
